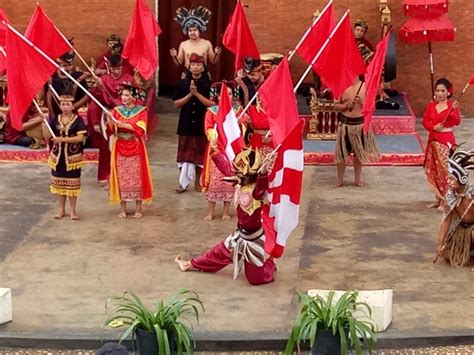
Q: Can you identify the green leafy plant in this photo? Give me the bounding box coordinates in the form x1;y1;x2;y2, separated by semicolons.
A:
285;290;376;355
106;288;204;355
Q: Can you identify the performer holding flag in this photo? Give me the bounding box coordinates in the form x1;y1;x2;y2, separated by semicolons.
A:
175;84;277;286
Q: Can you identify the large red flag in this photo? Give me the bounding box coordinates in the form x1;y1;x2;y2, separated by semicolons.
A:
0;46;5;74
6;26;56;130
215;84;245;162
259;57;300;146
312;14;366;99
262;119;304;258
222;1;260;71
362;33;390;133
122;0;162;80
0;8;10;47
296;2;335;66
25;5;71;60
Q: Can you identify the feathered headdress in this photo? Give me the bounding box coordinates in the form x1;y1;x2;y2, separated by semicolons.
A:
174;6;212;34
448;147;474;185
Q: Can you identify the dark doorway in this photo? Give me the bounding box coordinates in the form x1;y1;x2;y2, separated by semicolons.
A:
158;0;235;96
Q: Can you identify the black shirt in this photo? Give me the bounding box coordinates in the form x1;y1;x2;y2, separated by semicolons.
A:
174;75;212;136
49;71;89;115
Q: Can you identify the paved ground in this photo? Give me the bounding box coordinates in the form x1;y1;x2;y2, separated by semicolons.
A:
0;113;472;351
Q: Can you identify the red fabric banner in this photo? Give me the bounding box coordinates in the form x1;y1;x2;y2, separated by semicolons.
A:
25;5;71;60
312;15;366;99
0;8;9;47
296;3;335;66
222;1;260;71
363;33;390;133
469;73;474;85
122;0;162;80
6;26;56;130
259;57;300;146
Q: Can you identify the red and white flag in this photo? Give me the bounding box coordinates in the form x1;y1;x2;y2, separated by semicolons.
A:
215;83;245;162
262;120;304;258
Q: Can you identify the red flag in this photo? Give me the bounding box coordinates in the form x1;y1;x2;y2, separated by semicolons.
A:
222;1;260;71
24;5;71;60
259;57;300;146
215;84;245;162
122;0;162;80
297;2;335;65
262;119;304;258
0;46;5;74
0;8;10;47
469;73;474;85
312;14;366;99
362;33;390;133
6;26;56;130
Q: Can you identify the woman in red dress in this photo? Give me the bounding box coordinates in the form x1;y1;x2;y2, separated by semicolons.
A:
423;78;461;208
107;83;153;218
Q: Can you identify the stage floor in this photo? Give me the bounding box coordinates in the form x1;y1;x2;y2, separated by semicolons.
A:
0;114;473;350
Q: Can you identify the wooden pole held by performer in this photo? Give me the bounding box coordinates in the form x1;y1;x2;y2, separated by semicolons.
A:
32;98;55;138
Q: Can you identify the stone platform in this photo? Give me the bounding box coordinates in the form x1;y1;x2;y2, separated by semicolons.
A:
0;114;472;351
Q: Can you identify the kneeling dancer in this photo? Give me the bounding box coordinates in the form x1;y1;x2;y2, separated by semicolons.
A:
176;148;276;285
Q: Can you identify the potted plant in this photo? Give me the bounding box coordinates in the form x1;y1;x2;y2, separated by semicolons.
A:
106;288;204;355
284;290;377;355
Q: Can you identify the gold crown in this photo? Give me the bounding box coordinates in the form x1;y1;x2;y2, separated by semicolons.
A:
59;95;74;102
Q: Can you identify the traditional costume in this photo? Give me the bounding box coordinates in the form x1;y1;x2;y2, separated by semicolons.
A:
173;54;212;191
354;19;374;65
335;114;379;164
191;149;276;285
440;148;474;267
423;100;461;199
4;107;44;148
201;82;241;202
236;58;273;152
109;84;153;205
48;96;88;197
87;55;136;183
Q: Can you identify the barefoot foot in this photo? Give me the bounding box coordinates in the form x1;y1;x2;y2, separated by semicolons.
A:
54;212;65;220
203;214;213;222
70;214;80;221
222;214;231;221
426;201;440;209
175;255;191;272
118;212;127;219
133;212;143;219
332;181;343;188
354;181;363;188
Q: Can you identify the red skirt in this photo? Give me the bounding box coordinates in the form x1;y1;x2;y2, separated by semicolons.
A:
177;135;207;166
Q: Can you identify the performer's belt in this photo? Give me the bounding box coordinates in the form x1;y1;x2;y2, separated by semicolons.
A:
237;226;264;241
253;129;269;135
439;127;453;133
339;115;364;126
117;132;135;140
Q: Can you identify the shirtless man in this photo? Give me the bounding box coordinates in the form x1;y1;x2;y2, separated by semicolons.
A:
333;76;379;187
434;148;474;267
170;6;221;70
